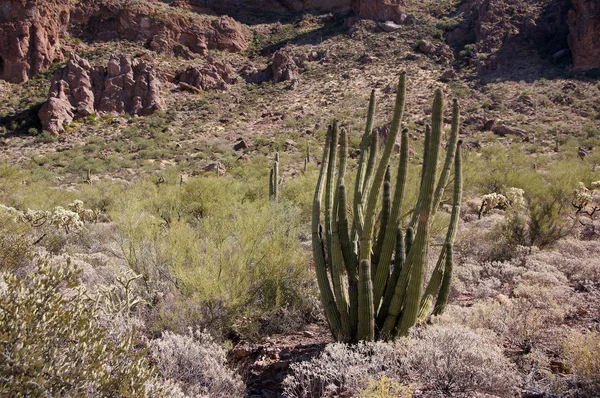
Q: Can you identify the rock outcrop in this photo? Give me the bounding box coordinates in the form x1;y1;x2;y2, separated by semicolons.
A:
39;53;165;135
0;0;70;83
71;1;250;56
242;46;328;84
567;0;600;70
352;0;406;23
177;61;237;91
447;0;571;74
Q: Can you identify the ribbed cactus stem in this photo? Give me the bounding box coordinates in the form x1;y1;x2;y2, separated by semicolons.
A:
432;243;453;316
432;98;460;217
312;126;342;340
339;185;358;339
410;124;431;228
358;259;375;341
372;127;409;310
361;73;406;262
376;227;404;329
269;168;274;199
372;177;391;277
395;88;444;337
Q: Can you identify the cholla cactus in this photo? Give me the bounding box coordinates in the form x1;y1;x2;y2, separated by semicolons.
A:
68;200;98;223
506;187;526;210
479;193;509;218
51;206;84;234
479;188;526;219
573;182;593;210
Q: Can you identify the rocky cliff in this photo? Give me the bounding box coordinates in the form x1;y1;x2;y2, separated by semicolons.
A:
568;0;600;70
39;53;165;134
0;0;70;84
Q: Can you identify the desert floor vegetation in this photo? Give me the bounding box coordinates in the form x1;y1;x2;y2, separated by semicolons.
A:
1;0;600;396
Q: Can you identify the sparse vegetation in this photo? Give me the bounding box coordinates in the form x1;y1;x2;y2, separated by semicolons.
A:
1;0;599;396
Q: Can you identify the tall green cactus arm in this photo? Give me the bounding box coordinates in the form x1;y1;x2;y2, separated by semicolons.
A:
376;227;404;330
325;122;339;271
269;168;274;198
372;177;392;277
432;243;453;316
410;124;431;228
418;142;462;320
273;161;279;201
396;88;444;337
339;185;359;339
358;259;375;341
432;143;462;316
397;89;445;333
330;201;352;340
432;98;460;216
361;73;407;262
312;126;342;340
372;127;409;310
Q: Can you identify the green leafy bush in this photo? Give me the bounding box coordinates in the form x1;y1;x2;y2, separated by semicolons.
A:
0;260;162;397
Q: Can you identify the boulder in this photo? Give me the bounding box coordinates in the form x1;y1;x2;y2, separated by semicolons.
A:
0;0;70;83
242;46;308;84
353;0;406;23
38;53;165;134
493;124;528;138
567;0;600;70
177;61;237;91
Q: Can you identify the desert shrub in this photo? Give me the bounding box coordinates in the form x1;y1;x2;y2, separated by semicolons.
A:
284;324;520;397
0;213;33;271
357;376;413;398
397;325;521;396
151;329;244;397
110;175;315;339
563;330;600;395
283;341;401;398
0;259;164;397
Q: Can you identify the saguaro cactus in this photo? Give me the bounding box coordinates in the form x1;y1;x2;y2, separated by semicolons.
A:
312;73;463;342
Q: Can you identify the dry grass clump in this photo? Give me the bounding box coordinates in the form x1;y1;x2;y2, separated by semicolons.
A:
151;329;245;398
563;330;600;395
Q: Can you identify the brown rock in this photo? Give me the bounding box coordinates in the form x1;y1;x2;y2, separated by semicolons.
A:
97;54;165;116
178;61;237;91
418;40;436;54
178;82;202;94
272;46;305;82
439;69;456;82
243;46;307;84
493;124;528;138
0;0;70;83
38;53;165;134
353;0;406;23
233;139;248;151
568;0;600;70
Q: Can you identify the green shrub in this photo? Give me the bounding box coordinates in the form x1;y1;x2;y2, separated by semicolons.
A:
0;213;33;272
0;260;163;397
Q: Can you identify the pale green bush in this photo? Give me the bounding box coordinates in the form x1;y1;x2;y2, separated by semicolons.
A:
0;259;164;397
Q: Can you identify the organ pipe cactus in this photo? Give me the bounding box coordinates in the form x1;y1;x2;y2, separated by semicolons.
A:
312;73;463;342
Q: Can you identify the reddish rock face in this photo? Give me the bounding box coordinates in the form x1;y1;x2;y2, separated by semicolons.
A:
0;0;70;83
39;53;165;135
352;0;406;23
568;0;600;70
71;1;250;56
177;61;237;91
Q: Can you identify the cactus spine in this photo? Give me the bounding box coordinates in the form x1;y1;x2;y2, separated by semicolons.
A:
312;74;463;342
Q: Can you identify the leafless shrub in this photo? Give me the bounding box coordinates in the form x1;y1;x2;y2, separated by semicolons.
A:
150;329;244;398
398;325;521;396
283;341;401;398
